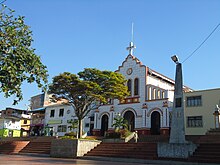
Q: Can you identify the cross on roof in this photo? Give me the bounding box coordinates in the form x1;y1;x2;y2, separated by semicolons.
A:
126;41;136;55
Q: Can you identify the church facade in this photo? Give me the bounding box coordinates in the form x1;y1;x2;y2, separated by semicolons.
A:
93;43;191;136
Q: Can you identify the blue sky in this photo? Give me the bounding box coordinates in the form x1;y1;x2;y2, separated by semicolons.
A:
1;0;220;110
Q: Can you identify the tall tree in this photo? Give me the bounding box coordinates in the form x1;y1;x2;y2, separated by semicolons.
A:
0;4;48;104
49;68;129;138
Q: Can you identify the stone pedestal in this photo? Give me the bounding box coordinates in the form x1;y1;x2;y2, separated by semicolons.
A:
157;59;197;159
50;139;101;158
158;142;197;158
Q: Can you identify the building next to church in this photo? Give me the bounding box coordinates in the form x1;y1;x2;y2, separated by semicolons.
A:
29;93;92;137
44;98;91;137
0;107;31;137
93;42;192;136
184;88;220;135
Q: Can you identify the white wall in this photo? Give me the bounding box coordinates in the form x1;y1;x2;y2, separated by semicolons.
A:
3;119;21;130
96;55;172;131
45;104;90;136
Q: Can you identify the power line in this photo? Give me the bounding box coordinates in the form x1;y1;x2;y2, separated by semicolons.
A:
182;23;220;63
0;0;6;5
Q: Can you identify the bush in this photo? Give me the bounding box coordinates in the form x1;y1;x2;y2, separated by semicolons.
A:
60;136;76;139
60;136;96;140
105;129;132;139
64;132;77;137
105;132;120;139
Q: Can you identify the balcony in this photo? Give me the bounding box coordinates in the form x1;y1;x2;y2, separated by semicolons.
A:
119;96;140;104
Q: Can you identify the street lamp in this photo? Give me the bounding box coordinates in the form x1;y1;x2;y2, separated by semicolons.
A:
171;55;179;64
169;55;186;143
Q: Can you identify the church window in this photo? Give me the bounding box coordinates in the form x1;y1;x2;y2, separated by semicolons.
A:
162;91;165;98
107;98;113;105
157;90;161;99
148;87;152;100
153;89;156;99
134;78;139;95
127;79;132;96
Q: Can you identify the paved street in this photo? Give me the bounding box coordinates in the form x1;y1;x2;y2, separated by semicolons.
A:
0;154;218;165
0;154;151;165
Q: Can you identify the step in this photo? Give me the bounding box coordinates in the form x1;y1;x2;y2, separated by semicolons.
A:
190;157;220;163
86;153;157;159
88;150;156;155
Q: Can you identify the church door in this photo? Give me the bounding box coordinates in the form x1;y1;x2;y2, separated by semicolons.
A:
101;115;108;136
124;111;135;131
151;111;160;135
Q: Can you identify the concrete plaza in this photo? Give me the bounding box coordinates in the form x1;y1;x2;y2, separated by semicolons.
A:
0;154;218;165
0;154;153;165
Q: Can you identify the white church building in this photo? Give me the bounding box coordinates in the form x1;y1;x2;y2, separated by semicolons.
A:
92;42;191;136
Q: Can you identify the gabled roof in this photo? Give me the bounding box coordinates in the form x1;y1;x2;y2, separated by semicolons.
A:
115;54;193;92
115;54;146;72
147;67;193;92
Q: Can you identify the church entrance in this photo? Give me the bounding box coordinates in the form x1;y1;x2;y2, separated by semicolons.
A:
101;114;108;136
124;111;135;131
150;111;160;135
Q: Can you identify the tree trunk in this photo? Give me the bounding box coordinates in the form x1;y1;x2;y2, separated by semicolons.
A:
78;118;83;138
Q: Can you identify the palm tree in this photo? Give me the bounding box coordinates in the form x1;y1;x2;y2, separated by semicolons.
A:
112;115;128;132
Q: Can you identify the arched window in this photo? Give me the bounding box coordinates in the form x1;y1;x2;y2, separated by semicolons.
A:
162;91;165;98
127;79;132;96
153;89;156;99
134;78;139;95
148;87;152;100
157;90;161;99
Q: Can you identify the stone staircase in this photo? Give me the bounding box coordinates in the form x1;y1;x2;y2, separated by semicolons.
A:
189;143;220;164
138;135;169;142
85;142;157;160
19;137;55;155
206;128;220;135
0;141;29;154
0;136;55;155
189;128;220;163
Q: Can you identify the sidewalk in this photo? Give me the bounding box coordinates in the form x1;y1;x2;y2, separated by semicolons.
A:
81;156;219;165
0;154;218;165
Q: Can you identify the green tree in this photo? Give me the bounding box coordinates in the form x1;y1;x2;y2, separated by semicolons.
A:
0;4;48;104
49;68;129;138
68;119;78;132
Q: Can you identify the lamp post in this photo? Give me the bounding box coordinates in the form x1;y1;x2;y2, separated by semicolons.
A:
157;55;197;159
169;55;186;143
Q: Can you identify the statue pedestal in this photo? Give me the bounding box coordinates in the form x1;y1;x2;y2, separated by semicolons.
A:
158;142;197;158
158;60;198;159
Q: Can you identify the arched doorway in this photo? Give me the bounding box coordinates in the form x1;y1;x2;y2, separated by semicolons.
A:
124;111;135;131
101;114;108;136
151;111;160;135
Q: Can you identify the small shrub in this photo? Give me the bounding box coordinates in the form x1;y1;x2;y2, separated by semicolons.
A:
105;129;132;139
64;132;77;137
60;136;76;139
105;132;120;139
